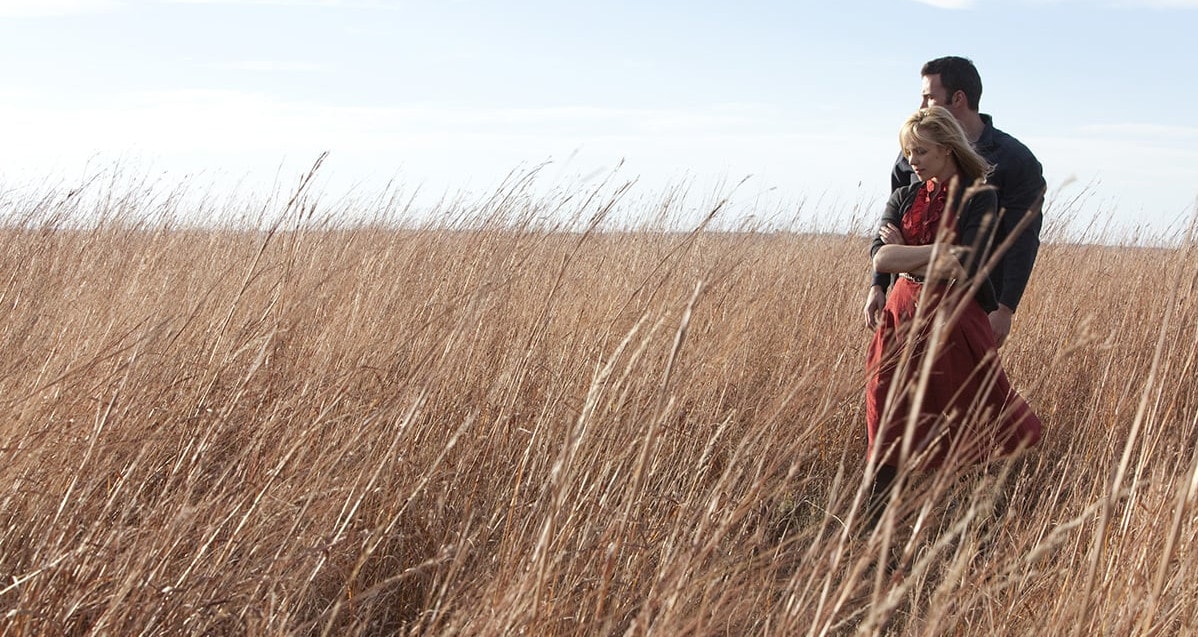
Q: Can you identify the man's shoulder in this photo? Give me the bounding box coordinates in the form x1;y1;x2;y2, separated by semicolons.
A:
892;181;922;201
989;126;1038;162
979;115;1040;165
884;181;921;215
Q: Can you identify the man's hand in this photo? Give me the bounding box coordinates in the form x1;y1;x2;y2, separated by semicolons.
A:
864;285;887;330
989;304;1014;347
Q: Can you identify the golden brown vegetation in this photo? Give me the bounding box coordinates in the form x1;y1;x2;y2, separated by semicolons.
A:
1;173;1196;635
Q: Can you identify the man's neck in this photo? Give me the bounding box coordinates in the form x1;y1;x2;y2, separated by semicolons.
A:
956;110;986;143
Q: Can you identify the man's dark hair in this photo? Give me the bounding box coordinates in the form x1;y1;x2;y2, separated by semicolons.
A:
921;56;983;111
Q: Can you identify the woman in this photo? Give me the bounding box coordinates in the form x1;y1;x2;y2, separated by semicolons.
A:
865;107;1042;508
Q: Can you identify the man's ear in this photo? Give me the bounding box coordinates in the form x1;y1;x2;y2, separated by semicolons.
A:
950;89;968;108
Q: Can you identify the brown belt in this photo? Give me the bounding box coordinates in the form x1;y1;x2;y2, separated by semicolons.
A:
900;273;956;286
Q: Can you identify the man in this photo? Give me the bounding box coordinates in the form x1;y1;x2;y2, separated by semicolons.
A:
864;56;1045;346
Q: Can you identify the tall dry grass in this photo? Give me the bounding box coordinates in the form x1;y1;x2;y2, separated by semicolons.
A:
0;168;1196;636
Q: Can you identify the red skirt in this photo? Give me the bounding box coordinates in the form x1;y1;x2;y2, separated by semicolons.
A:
865;277;1042;470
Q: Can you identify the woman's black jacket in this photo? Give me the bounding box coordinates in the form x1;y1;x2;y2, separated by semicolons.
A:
869;179;1000;313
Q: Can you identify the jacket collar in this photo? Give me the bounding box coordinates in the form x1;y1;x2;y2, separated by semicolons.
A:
975;113;997;152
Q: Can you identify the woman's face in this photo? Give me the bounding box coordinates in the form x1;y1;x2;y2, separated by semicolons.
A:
904;138;954;183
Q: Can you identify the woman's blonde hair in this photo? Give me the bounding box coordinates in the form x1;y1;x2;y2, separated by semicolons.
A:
900;106;992;184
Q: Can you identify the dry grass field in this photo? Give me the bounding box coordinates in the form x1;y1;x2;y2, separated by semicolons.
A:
1;172;1196;635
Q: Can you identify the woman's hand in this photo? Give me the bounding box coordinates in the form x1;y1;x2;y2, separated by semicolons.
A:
878;223;906;245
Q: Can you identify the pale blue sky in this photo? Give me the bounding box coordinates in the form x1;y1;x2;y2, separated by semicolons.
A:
1;0;1195;232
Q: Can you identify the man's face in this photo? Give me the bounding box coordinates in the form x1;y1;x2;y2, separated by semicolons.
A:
920;74;953;109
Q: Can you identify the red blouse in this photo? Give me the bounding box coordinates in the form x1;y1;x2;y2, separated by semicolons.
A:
901;181;954;246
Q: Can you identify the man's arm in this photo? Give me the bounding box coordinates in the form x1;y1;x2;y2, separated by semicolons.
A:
864;187;912;329
988;142;1045;345
891;152;916;193
993;152;1045;313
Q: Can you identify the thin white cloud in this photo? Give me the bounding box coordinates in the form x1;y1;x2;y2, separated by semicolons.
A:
215;60;332;72
1114;0;1198;6
1077;123;1198;139
160;0;394;6
0;89;774;155
1024;0;1198;5
911;0;1198;6
0;0;121;16
1;88;1193;231
0;89;826;196
909;0;978;8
